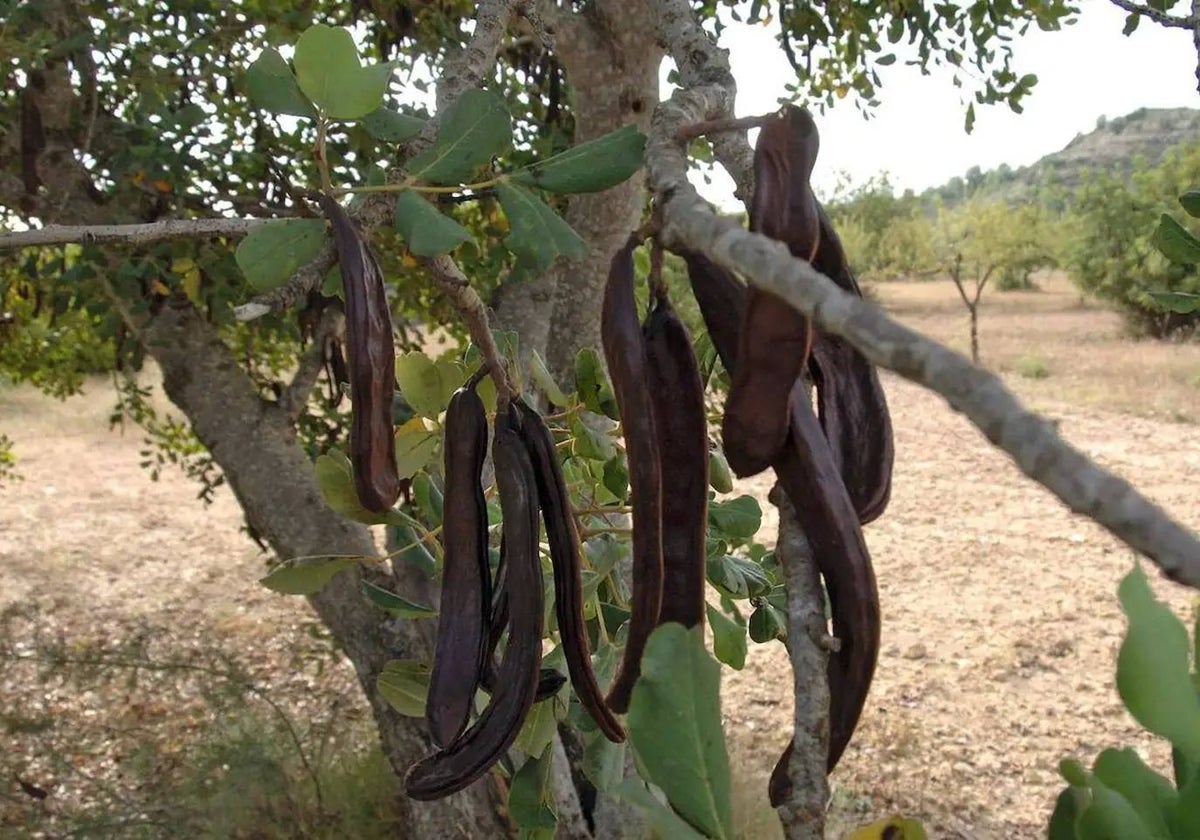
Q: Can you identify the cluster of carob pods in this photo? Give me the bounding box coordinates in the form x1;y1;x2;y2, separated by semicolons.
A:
317;104;894;808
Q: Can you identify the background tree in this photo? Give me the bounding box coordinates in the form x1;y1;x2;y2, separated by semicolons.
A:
12;2;1200;839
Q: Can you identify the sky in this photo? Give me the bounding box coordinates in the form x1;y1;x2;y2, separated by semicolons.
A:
667;1;1200;211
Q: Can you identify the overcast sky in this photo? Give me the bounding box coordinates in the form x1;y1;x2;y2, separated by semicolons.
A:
667;1;1200;210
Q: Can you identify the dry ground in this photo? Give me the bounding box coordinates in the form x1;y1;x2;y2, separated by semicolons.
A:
2;272;1199;838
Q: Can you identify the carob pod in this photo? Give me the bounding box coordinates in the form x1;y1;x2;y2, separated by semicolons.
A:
808;206;894;524
681;250;880;796
314;194;401;513
425;383;491;748
643;297;709;629
404;405;544;800
513;400;627;742
601;236;664;714
721;106;820;478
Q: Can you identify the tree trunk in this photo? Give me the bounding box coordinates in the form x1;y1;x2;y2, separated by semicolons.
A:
494;1;663;384
141;297;506;838
968;303;979;364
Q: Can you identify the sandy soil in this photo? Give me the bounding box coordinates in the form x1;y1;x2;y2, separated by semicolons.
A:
2;273;1198;838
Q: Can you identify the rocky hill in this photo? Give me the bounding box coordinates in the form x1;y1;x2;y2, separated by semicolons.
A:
924;106;1200;203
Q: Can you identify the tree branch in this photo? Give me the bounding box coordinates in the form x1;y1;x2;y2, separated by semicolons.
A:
769;485;831;839
1107;0;1192;29
0;217;269;250
645;81;1200;589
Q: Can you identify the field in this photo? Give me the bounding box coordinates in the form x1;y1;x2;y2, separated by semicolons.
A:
2;273;1199;838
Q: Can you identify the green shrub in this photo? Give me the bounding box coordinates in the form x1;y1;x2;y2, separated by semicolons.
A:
1014;355;1051;379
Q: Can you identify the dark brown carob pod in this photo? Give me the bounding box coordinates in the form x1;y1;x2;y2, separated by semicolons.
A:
601;235;664;714
721;106;820;478
425;383;491;748
643;297;709;629
314;193;400;513
682;252;880;794
404;405;543;800
513;400;626;742
808;206;894;524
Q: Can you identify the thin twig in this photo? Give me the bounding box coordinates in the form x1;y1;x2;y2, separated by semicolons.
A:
1107;0;1191;28
674;112;776;143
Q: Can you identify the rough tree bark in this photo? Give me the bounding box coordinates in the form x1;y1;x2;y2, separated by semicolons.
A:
494;0;663;383
140;298;507;839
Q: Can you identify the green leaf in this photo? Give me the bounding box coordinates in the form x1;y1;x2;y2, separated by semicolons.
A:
749;602;787;643
574;348;619;420
1180;191;1200;219
393;190;472;257
236;219;327;292
1168;772;1200;838
496;182;588;278
514;696;562;758
571;415;616;462
627;624;733;840
393;418;439;480
1091;748;1175;836
292;24;393;120
706;604;747;670
612;780;706;840
394;352;459;419
510;125;646;194
1077;774;1160;839
708;495;762;541
314;450;394;525
388;522;438;576
376;659;431;717
708;448;734;494
363;107;425;143
1153;214;1200;265
321;264;343;299
1048;788;1084;840
509;751;558;831
411;473;444;524
245;48;317;118
1148;291;1200;315
1116;564;1200;761
1122;12;1140;35
259;555;359;595
529;348;571;406
602;456;629;503
706;554;771;601
406;89;512;184
362;580;436;618
582;732;627;793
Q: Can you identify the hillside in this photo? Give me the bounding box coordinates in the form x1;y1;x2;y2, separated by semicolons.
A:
924;106;1200;203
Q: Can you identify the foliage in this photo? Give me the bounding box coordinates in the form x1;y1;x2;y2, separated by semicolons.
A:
0;433;18;483
1048;563;1200;839
1062;144;1200;337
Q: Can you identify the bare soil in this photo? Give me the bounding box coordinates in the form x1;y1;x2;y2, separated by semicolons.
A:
2;273;1199;838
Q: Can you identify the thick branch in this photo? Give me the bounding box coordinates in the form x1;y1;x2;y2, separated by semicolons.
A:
0;218;268;250
769;486;830;839
1107;0;1191;28
645;83;1200;589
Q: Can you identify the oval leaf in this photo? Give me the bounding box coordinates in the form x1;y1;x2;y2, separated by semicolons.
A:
394;352;450;419
376;659;431;717
393;189;472;257
707;495;762;541
509;751;558;831
706;604;747;670
496;182;588;278
530;348;570;406
394;417;439;479
293;24;392;120
314;450;393;524
260;555;359;595
406;88;512;184
708;448;734;494
613;779;706;840
245;48;317;118
1180;190;1200;219
511;125;646;194
363;106;425;143
1116;564;1200;760
362;579;436;618
627;624;733;840
236;219;327;292
1153;213;1200;265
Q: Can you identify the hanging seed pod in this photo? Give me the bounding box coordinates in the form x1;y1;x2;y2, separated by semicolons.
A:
425;383;491;748
405;405;544;801
513;400;626;742
643;296;709;629
314;194;400;513
601;236;664;715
